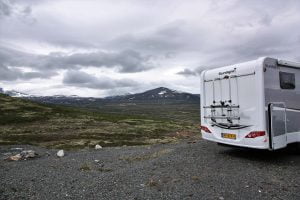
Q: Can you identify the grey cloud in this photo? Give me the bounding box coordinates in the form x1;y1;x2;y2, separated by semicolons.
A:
176;69;197;77
0;46;154;78
0;65;20;81
109;1;300;68
48;40;96;49
0;47;57;80
63;49;153;73
0;0;12;17
2;0;300;66
1;0;300;96
109;20;190;53
22;6;32;15
22;71;57;80
0;0;33;18
63;70;137;89
259;14;273;26
0;64;53;81
176;67;210;77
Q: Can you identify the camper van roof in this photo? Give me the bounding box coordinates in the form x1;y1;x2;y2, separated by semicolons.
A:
277;59;300;69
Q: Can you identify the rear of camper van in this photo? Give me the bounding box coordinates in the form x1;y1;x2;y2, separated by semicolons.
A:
200;58;268;149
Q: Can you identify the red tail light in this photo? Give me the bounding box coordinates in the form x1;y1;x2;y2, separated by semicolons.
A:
201;125;211;133
245;131;266;138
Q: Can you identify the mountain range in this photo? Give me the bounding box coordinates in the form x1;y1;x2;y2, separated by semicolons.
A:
0;87;200;106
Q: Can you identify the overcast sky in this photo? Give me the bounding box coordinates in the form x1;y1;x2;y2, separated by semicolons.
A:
1;0;300;97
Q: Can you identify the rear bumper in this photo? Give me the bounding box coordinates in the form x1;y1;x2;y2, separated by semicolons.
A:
202;131;269;149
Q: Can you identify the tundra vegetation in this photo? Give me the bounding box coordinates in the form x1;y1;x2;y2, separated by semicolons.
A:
0;94;200;149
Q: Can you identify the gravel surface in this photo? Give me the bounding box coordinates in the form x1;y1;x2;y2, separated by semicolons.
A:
0;140;299;200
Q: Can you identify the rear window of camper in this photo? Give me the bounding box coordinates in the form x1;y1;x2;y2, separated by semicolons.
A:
279;72;295;89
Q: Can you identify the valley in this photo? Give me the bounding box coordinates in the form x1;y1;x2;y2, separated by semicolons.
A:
0;87;200;149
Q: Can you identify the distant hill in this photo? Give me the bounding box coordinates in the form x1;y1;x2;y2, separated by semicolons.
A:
0;87;200;106
105;87;200;103
26;95;101;107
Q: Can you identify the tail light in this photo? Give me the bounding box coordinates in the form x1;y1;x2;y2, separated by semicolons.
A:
245;131;265;138
201;125;211;133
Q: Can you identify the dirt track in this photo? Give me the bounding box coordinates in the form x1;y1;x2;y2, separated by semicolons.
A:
0;140;299;200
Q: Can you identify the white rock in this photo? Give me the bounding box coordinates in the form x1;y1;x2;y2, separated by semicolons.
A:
57;150;64;157
95;144;102;150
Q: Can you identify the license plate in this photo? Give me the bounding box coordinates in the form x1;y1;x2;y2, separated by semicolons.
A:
222;133;236;140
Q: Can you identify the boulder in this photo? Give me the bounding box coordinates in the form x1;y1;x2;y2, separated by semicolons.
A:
95;144;102;150
7;154;22;161
5;150;37;161
20;150;37;159
57;150;64;157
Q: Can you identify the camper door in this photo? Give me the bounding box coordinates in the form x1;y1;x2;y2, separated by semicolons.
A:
269;103;287;150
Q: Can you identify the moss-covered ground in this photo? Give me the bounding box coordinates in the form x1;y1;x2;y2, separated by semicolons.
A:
0;94;200;149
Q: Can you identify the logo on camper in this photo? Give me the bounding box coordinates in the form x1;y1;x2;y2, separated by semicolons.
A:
218;68;236;75
265;63;277;69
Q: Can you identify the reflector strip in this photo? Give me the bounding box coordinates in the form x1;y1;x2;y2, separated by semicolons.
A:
245;131;266;138
201;126;211;133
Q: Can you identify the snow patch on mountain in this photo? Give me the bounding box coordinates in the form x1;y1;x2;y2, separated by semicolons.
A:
158;90;167;95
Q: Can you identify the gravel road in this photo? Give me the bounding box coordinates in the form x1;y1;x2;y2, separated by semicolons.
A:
0;140;299;200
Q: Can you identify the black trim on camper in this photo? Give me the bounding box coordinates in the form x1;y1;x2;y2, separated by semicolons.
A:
268;104;273;149
211;122;250;130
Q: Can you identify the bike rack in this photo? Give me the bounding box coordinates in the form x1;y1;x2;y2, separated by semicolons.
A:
203;71;253;129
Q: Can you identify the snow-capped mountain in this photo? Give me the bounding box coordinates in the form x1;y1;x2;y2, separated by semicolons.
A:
104;87;199;103
0;87;200;106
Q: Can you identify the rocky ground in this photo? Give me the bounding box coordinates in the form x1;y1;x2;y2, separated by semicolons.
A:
0;140;299;200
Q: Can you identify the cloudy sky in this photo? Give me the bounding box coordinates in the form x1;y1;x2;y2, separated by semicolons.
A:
1;0;300;97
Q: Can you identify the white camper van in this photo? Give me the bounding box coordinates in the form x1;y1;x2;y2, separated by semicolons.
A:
200;57;300;150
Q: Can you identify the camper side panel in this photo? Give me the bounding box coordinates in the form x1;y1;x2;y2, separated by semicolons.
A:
264;58;300;144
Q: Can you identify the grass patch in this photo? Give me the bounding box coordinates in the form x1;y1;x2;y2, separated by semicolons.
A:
97;167;113;172
147;178;160;187
79;163;92;171
79;163;113;172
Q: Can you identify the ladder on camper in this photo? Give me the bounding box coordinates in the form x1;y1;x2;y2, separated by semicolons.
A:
203;71;254;129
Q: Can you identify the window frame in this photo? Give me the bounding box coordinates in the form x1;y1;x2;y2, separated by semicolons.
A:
279;71;296;90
